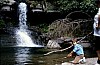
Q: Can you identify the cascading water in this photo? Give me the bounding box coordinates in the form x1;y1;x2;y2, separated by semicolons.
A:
15;2;43;47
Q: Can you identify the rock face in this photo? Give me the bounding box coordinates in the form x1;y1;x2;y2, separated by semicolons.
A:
79;41;91;48
46;40;61;49
46;37;92;49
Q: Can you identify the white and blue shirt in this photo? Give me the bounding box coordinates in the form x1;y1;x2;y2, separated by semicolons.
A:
93;8;100;37
73;44;84;56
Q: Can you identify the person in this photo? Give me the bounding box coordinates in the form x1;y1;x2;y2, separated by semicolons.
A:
66;38;86;64
93;0;100;65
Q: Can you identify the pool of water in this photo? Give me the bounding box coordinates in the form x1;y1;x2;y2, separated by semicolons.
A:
0;47;97;65
0;34;97;65
0;47;67;65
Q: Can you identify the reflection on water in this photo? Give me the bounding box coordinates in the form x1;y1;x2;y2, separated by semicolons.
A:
0;47;32;65
0;47;97;65
14;48;31;65
0;47;70;65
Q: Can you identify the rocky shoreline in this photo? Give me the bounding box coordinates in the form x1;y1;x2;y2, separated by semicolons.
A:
60;57;98;65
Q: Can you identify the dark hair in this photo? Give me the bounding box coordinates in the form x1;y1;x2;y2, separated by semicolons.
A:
95;0;100;4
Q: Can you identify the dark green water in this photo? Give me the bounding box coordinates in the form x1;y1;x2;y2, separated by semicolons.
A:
0;47;70;65
0;47;97;65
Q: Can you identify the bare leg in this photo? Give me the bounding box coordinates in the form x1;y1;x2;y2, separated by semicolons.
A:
73;56;80;63
73;55;84;63
96;50;100;60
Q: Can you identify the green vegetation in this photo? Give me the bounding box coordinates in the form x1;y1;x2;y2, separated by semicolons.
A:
0;19;5;28
57;0;95;10
26;0;97;14
48;0;97;15
38;23;49;33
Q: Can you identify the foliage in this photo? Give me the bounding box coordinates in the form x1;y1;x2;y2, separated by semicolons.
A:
26;0;98;18
37;23;48;33
48;0;97;15
0;19;5;28
27;0;40;8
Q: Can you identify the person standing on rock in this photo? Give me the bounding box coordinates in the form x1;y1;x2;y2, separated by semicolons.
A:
93;0;100;65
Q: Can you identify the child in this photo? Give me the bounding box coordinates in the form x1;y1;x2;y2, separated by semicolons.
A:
67;38;86;64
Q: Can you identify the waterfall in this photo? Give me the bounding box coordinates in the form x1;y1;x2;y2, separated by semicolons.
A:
15;2;42;47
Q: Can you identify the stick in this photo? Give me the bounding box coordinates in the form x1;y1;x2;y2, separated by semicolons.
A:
44;44;73;56
44;32;92;56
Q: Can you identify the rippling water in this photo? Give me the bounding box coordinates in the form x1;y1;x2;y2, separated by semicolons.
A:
0;47;44;65
0;46;97;65
0;47;69;65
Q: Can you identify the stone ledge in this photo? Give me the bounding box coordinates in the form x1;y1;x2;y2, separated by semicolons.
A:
60;57;98;65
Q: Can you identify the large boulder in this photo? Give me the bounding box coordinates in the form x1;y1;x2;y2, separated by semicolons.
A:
46;40;61;49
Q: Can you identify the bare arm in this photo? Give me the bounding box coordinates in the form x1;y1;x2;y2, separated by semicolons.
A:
67;51;74;58
96;15;100;28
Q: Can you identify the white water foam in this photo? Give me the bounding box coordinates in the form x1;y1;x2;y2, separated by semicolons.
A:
15;2;43;47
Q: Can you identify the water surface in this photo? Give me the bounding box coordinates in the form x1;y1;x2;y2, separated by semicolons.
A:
0;46;97;65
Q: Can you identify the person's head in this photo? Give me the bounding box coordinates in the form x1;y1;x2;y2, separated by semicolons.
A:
95;0;100;7
72;38;77;45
